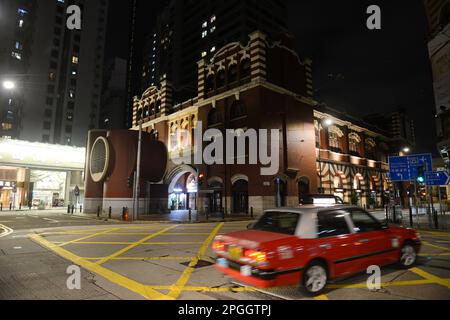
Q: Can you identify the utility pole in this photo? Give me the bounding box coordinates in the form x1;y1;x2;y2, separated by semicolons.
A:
134;121;143;221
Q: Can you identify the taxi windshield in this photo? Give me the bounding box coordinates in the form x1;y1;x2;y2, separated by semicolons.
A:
251;211;300;235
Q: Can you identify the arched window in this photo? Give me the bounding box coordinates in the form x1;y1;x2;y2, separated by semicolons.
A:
205;74;215;93
240;58;251;80
349;133;361;156
208;109;222;127
155;100;161;113
216;69;226;88
230;100;247;120
228;64;238;83
143;104;149;118
328;126;344;153
365;138;376;160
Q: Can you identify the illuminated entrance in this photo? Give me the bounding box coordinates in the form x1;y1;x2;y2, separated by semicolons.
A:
166;165;198;212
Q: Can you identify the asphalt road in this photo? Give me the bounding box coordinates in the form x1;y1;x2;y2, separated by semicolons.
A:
0;209;449;300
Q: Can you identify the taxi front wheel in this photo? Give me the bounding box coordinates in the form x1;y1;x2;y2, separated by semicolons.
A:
300;261;328;296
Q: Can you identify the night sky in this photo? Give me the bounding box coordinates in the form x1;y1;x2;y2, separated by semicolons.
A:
106;0;437;154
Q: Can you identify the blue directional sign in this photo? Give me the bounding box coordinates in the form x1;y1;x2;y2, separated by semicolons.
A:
388;154;433;182
425;171;450;186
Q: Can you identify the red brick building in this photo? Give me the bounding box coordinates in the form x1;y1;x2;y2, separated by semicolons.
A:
120;30;393;216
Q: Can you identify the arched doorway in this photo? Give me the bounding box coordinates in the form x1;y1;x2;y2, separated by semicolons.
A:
208;177;223;214
298;177;310;204
166;165;198;212
232;179;249;214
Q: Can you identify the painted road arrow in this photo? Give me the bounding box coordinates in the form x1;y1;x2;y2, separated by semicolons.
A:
425;171;450;186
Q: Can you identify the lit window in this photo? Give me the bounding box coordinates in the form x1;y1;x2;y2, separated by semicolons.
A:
11;51;22;60
202;21;207;28
210;26;216;33
201;51;207;57
210;15;216;23
15;42;23;50
19;20;24;28
202;30;208;38
18;8;28;16
72;56;79;64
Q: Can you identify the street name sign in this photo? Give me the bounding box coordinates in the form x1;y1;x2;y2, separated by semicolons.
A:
388;154;433;182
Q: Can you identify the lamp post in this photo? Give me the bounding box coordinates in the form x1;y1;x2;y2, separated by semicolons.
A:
133;120;143;221
318;117;334;194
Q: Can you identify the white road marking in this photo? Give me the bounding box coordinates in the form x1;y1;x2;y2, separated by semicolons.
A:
43;218;59;223
0;224;14;238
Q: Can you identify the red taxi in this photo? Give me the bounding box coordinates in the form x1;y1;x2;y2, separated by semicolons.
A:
213;206;421;296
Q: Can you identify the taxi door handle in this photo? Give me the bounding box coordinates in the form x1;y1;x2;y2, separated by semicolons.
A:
359;238;369;243
320;244;331;250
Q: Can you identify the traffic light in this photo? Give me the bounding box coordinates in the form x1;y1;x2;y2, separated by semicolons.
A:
416;165;425;184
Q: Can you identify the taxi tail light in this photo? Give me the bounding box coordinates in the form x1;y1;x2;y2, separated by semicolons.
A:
244;250;268;263
212;241;225;252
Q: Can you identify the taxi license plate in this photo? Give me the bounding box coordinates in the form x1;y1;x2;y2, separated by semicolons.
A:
228;246;242;260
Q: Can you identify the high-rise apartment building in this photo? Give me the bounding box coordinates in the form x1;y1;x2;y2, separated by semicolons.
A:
0;0;108;147
126;0;299;128
424;0;450;166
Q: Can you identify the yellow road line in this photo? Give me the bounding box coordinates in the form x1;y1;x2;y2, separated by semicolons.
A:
147;285;255;293
66;242;135;245
419;253;450;257
55;228;120;247
410;267;450;289
159;233;211;236
82;256;194;261
142;242;203;245
315;295;329;300
167;223;224;300
327;279;435;289
95;225;177;265
30;234;171;300
423;241;450;252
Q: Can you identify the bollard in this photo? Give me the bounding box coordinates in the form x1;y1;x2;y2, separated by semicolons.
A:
97;206;100;218
80;205;83;213
19;203;22;210
251;207;254;219
222;207;225;221
67;205;71;214
189;209;192;222
109;207;112;219
71;205;75;214
1;203;3;211
10;203;12;211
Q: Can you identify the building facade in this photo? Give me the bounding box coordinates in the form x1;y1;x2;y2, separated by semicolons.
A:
127;31;392;216
0;138;85;210
126;0;295;131
0;0;108;147
424;0;450;167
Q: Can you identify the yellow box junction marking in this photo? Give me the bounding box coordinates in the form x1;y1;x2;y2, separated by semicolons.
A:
410;267;450;289
423;241;450;252
167;222;224;299
56;228;120;247
95;225;177;265
30;234;171;300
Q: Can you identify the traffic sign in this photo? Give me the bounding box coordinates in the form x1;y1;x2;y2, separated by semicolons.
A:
425;171;450;186
388;154;433;182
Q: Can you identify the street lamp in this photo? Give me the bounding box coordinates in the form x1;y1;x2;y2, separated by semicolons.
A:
403;147;411;154
2;80;16;90
323;118;334;127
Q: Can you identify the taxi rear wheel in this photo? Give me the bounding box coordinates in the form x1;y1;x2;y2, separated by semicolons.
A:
399;242;417;269
300;261;328;296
